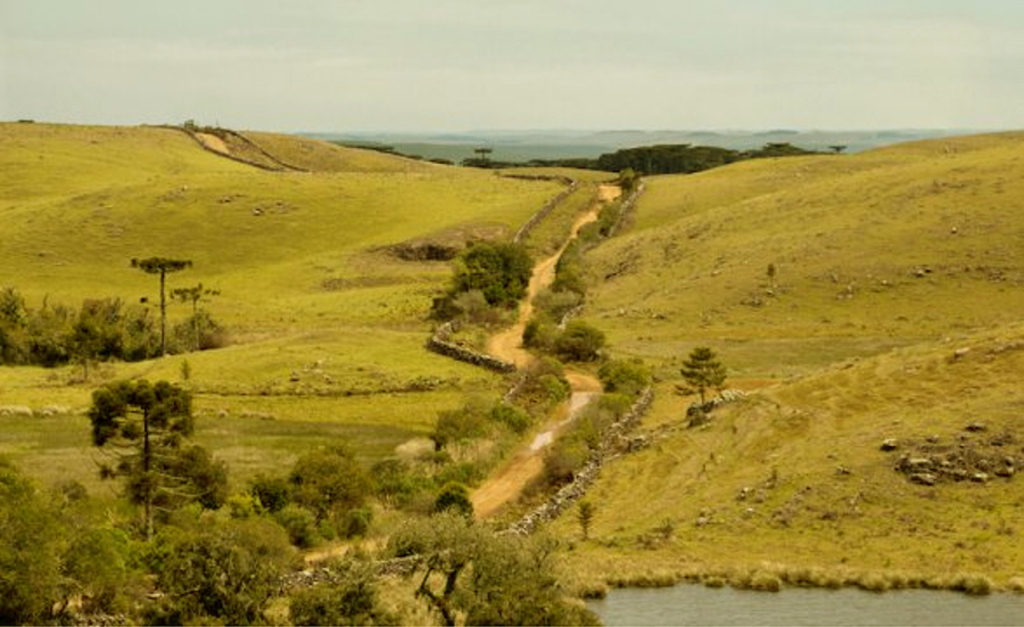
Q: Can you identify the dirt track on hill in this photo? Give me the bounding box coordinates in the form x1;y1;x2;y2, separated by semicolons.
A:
473;184;621;519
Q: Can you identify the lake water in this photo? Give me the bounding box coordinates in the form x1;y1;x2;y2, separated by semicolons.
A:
588;585;1024;626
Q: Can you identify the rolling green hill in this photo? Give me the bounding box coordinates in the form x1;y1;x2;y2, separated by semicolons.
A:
2;123;1023;591
0;122;567;486
549;132;1024;588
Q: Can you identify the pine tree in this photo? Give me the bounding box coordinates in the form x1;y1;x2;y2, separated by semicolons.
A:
132;257;192;356
89;379;224;539
679;346;727;405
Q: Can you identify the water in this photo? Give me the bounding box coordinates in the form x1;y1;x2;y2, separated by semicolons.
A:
588;585;1024;626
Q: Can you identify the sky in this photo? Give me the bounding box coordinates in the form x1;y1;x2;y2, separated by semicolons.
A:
2;0;1023;133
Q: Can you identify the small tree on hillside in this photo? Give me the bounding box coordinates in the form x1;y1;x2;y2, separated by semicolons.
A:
88;379;225;539
679;346;727;405
132;257;192;356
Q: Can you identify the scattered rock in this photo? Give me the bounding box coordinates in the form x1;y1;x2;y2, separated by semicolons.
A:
880;438;900;452
910;473;936;486
965;422;987;432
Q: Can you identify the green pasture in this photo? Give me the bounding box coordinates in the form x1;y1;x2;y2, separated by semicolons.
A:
580;132;1024;376
555;322;1024;587
0;122;564;491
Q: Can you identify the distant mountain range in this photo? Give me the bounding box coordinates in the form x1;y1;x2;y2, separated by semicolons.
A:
300;129;985;163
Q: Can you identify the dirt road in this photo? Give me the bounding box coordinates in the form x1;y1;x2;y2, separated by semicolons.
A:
472;184;621;519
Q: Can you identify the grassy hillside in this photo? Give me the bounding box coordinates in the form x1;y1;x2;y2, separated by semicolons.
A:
0;122;567;486
583;132;1024;378
551;132;1024;588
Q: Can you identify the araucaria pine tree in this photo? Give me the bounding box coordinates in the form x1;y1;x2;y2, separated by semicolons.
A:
132;257;192;356
89;379;225;539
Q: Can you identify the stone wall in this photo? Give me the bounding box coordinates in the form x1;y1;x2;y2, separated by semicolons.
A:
506;386;655;536
511;177;579;244
606;181;646;237
426;321;516;374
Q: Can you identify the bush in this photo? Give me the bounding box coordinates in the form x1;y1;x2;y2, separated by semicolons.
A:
599;358;651;396
0;460;64;625
534;289;582;321
62;526;134;614
431;400;490;451
290;445;372;523
449;242;534;308
554;320;606;362
250;473;291;513
289;560;398;626
145;516;295;624
434;482;474;518
275;504;321;548
341;507;374;538
490;403;532;434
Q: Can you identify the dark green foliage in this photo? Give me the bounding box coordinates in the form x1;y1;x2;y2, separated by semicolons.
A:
0;459;64;625
342;507;374;538
490;402;533;434
680;346;728;404
431;399;490;451
522;317;558;352
542;394;634;488
172;310;227;351
274;504;321;548
389;514;598;626
250;472;291;513
89;379;225;538
0;285;223;367
515;358;572;413
434;482;474;518
62;526;134;615
89;379;193;446
599;358;652;396
554;320;606;362
448;242;534;309
289;559;398;626
290;445;372;526
145;516;294;625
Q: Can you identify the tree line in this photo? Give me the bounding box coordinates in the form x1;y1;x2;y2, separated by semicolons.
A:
0;258;223;370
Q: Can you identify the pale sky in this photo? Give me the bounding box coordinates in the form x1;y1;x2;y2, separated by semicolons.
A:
1;0;1022;132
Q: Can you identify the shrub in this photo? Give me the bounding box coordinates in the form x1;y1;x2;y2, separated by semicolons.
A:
534;289;582;321
145;516;295;625
275;504;321;548
554;320;606;362
0;460;64;625
290;445;372;523
599;358;651;396
431;400;490;450
289;560;398;626
450;242;534;308
341;507;374;538
250;473;291;513
490;402;532;434
434;482;474;518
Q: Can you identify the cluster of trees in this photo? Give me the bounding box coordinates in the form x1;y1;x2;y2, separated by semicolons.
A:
519;142;816;174
431;241;534;322
0;261;224;370
0;288;224;370
1;371;598;625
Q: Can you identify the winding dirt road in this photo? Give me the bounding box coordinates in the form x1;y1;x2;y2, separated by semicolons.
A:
472;184;621;519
